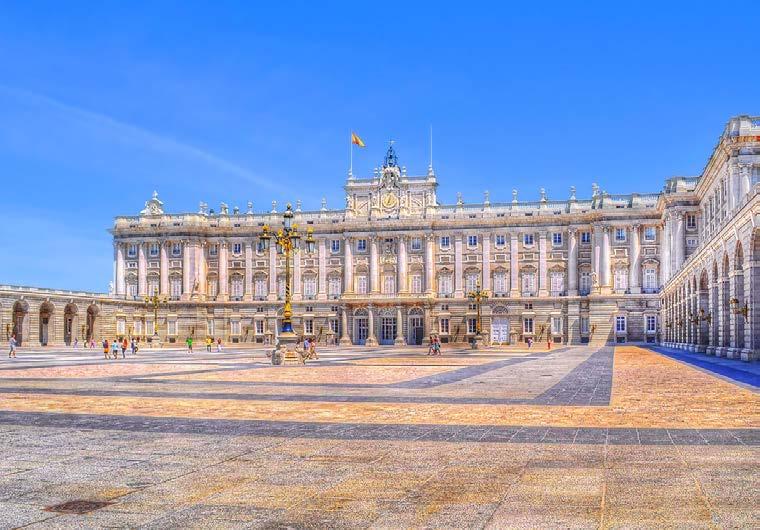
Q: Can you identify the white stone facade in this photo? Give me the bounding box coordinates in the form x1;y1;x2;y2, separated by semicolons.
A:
2;116;758;358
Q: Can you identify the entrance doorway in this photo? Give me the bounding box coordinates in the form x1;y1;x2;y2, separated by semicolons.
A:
354;316;368;345
491;318;510;344
39;302;54;346
86;305;98;342
408;315;423;345
12;301;27;346
380;317;396;345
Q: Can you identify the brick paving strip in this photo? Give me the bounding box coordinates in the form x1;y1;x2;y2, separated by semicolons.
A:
0;411;756;445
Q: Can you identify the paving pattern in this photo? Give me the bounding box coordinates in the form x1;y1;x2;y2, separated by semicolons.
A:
0;344;757;528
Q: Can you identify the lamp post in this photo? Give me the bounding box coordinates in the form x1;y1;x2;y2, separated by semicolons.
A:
467;280;489;349
259;203;315;363
144;293;167;345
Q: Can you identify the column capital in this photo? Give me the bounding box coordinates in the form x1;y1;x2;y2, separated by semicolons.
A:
567;227;578;236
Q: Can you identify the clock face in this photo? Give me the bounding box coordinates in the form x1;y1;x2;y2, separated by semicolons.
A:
382;192;398;209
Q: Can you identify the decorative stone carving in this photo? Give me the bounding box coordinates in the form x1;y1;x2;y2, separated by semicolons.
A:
140;191;164;216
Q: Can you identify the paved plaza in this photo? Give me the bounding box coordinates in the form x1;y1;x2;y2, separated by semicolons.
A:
0;345;757;529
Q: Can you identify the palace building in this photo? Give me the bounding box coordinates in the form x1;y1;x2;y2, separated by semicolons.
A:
1;115;759;359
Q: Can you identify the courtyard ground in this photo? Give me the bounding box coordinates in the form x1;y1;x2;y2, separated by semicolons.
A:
0;344;757;529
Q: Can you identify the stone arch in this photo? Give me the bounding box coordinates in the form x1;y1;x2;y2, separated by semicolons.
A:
63;302;79;346
751;230;760;352
719;253;731;348
12;300;29;346
86;304;99;343
698;270;709;347
38;301;55;346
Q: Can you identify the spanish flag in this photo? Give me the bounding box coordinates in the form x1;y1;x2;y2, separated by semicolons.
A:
351;132;366;148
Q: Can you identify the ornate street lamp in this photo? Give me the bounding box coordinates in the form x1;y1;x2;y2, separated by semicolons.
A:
729;298;749;323
144;293;168;344
259;203;315;363
467;280;489;349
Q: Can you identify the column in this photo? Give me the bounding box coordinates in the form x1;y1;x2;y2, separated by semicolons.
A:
268;243;277;301
661;217;671;283
601;226;611;292
160;241;169;295
592;224;602;292
482;233;491;291
369;236;379;294
454;234;464;297
739;164;751;204
397;236;408;294
629;224;641;293
218;241;229;301
318;238;327;300
538;231;548;296
425;233;435;295
293;248;302;301
727;164;739;211
344;236;354;294
339;308;351;345
244;241;253;301
196;241;207;298
115;242;126;296
510;233;519;297
182;240;191;300
365;305;378;346
674;213;685;273
394;307;406;345
567;228;578;296
138;242;147;297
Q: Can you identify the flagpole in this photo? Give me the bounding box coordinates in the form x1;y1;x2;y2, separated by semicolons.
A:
349;131;353;176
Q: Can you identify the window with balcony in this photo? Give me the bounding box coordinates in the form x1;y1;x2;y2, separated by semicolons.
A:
643;267;657;291
207;278;218;298
255;320;265;335
493;272;507;294
254;276;267;298
465;272;479;292
303;276;317;297
328;276;341;297
551;317;562;334
579;271;591;295
230;276;244;298
467;318;477;334
614;269;628;291
170;277;182;298
230;320;241;335
148;277;159;296
382;274;395;294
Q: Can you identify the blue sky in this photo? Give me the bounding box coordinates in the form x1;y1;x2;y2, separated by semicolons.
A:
1;1;758;292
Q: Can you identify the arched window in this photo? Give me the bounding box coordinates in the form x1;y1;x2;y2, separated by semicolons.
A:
207;276;218;297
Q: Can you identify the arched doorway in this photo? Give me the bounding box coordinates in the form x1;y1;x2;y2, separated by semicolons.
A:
491;305;510;344
12;301;28;346
63;303;78;346
710;261;719;347
721;254;730;348
752;231;760;353
86;304;99;343
39;301;55;346
378;308;396;345
698;270;709;347
407;307;424;345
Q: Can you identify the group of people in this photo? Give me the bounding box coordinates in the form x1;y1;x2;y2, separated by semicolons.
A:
102;337;139;359
427;334;442;355
184;336;224;353
70;338;97;349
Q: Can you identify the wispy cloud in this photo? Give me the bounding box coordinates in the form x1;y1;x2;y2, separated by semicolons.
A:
0;84;277;191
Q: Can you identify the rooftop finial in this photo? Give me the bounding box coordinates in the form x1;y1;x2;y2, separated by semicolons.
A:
321;197;327;211
247;201;253;214
296;199;302;212
382;140;398;168
540;188;547;203
569;186;577;201
512;189;518;204
484;190;490;205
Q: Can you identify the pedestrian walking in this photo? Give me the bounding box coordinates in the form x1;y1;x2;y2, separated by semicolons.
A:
73;337;78;349
111;339;120;359
206;337;212;352
103;339;110;359
433;335;442;356
8;335;17;358
131;338;137;355
186;336;193;353
427;334;435;355
90;338;96;349
121;337;128;358
547;338;551;350
216;337;222;352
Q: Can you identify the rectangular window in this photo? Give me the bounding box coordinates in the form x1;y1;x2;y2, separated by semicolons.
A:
614;269;628;291
206;319;215;336
523;318;534;334
644;227;656;241
255;320;264;334
410;237;422;251
168;319;177;336
328;276;341;296
331;239;340;253
127;244;138;258
146;320;155;336
522;272;536;295
357;239;367;252
579;272;591;295
411;274;422;294
581;231;591;244
550;272;564;295
440;236;450;249
646;315;657;333
438;275;453;295
493;272;506;294
467;235;478;247
439;318;450;334
580;317;589;334
231;277;244;298
615;316;626;333
254;277;267;297
356;275;368;295
467;318;477;334
644;268;657;290
209;244;218;257
304;319;313;335
615;228;626;242
495;234;506;246
523;234;534;246
149;243;160;257
232;243;242;255
231;320;241;335
686;214;696;229
303;277;317;297
116;318;126;335
552;233;562;246
329;319;339;334
465;274;478;292
551;317;562;334
172;243;181;256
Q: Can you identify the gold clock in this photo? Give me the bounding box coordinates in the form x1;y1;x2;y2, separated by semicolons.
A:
382;193;398;209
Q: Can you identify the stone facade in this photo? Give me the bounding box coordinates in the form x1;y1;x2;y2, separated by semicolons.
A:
1;116;758;358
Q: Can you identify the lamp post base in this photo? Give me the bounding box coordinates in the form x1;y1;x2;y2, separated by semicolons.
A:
271;331;303;365
470;333;486;350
